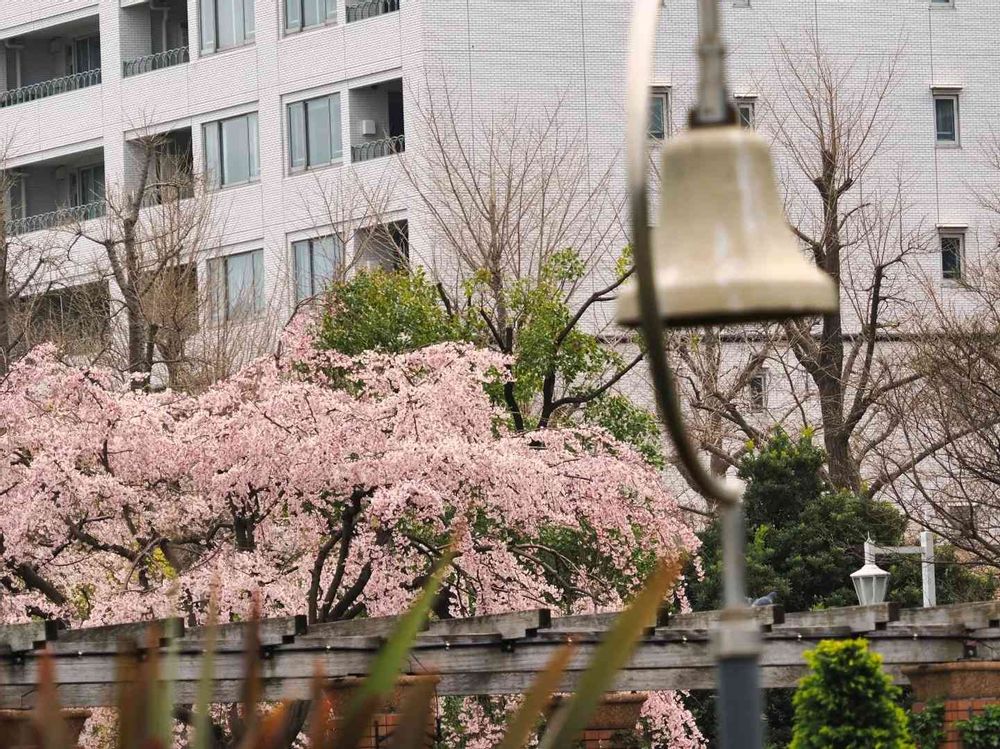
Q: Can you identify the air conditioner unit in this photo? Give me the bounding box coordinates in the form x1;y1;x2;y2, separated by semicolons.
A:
54;166;67;181
361;119;377;136
149;0;171;9
48;38;65;55
3;38;25;50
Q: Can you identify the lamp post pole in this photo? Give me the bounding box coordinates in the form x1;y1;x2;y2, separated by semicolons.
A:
625;2;762;748
860;532;937;608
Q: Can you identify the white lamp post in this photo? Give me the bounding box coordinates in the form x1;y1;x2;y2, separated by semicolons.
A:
851;532;937;608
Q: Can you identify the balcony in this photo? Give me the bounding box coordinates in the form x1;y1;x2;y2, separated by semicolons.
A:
1;16;102;109
123;47;190;78
3;147;106;236
358;219;409;270
351;135;405;163
0;70;102;108
120;0;190;78
349;78;404;164
126;127;195;206
346;0;400;23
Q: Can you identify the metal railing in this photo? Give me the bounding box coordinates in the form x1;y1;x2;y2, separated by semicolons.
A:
5;201;106;236
0;69;102;108
122;47;190;78
351;134;405;163
346;0;400;22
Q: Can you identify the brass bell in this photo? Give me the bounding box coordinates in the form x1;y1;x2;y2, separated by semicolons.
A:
616;125;837;328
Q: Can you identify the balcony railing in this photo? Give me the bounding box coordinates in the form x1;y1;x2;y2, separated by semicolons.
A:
5;201;107;236
122;47;190;78
0;69;103;109
351;135;405;163
346;0;400;22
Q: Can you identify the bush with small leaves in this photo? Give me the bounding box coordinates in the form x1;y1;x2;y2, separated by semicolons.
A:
958;704;1000;749
790;639;914;749
909;699;945;749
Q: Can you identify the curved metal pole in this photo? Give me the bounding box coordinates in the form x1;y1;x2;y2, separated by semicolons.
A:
626;6;761;748
625;0;740;509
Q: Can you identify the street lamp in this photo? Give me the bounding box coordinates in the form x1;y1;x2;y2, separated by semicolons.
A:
851;532;938;608
618;1;838;748
851;561;891;606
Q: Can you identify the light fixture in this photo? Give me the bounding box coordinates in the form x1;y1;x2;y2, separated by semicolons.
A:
851;561;891;606
615;125;840;327
619;2;842;747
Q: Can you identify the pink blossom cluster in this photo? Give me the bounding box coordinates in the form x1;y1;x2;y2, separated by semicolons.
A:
0;325;702;744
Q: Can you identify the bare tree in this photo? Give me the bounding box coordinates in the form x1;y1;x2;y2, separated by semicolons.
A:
0;143;68;375
399;80;641;430
66;131;216;389
874;129;1000;567
666;34;939;497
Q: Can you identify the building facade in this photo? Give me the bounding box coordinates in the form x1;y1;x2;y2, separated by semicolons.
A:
0;0;994;376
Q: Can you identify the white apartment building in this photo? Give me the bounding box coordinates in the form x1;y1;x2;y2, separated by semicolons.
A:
0;0;993;374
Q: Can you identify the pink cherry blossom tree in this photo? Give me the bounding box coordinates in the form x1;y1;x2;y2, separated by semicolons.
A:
0;314;701;746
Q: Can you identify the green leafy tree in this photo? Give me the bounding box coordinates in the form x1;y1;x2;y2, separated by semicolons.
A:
790;639;914;749
316;267;467;355
685;429;997;748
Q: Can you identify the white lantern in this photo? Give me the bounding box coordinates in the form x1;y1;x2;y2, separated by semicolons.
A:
851;562;891;606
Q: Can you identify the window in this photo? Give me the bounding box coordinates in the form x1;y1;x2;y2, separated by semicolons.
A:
930;0;954;6
940;233;964;281
208;249;264;320
70;35;101;74
203;112;259;187
749;370;767;412
293;235;343;300
4;173;25;221
286;0;337;32
288;93;343;171
5;48;21;89
21;281;111;354
934;94;959;145
649;88;669;140
200;0;255;54
70;165;105;214
736;99;756;129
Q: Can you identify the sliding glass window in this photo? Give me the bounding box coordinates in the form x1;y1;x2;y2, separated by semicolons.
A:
203;112;260;187
201;0;255;54
288;93;343;172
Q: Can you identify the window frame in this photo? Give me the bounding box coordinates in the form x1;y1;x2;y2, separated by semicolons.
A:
933;92;960;147
649;87;670;141
292;234;344;301
285;0;338;34
208;248;265;322
939;230;965;283
200;0;256;55
286;92;344;173
735;98;756;129
203;111;260;188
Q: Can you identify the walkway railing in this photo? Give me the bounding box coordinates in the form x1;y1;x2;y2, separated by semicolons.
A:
351;134;405;163
5;201;106;236
122;47;190;78
346;0;400;22
0;69;102;108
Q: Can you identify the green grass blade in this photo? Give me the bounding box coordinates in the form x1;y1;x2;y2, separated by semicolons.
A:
335;544;455;748
497;644;576;749
193;599;219;749
384;676;438;749
153;619;180;748
536;558;682;749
